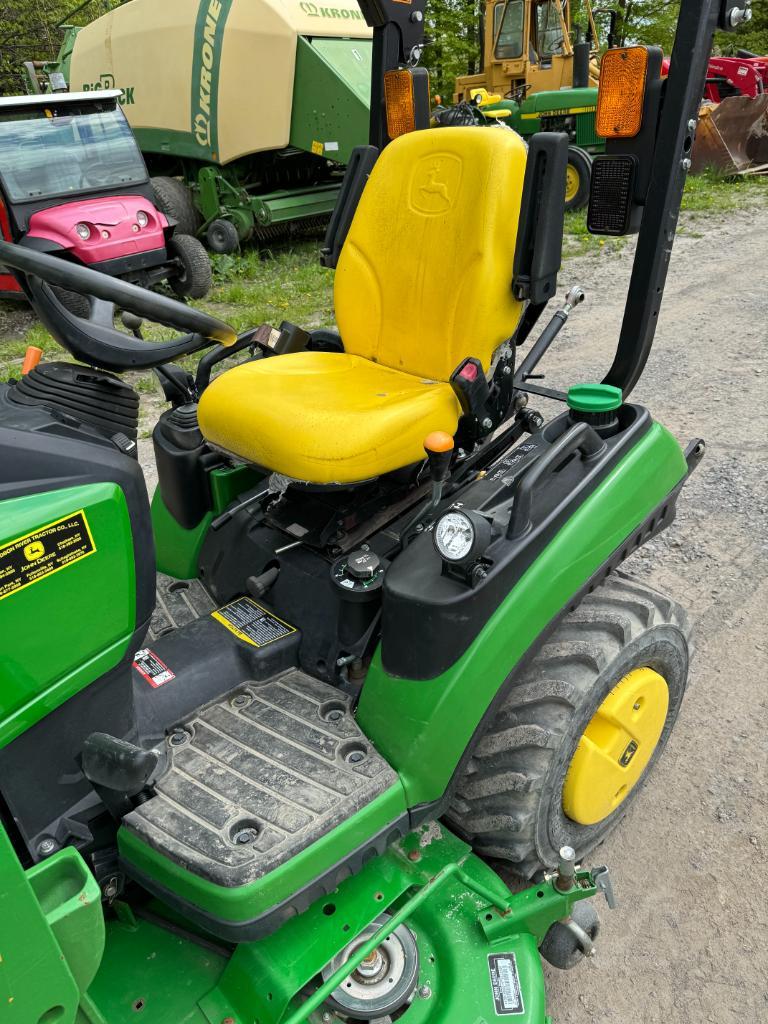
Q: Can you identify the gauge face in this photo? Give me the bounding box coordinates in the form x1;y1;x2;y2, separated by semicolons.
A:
434;511;475;562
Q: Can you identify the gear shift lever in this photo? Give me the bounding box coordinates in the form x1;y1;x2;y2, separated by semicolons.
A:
424;431;455;505
400;431;455;547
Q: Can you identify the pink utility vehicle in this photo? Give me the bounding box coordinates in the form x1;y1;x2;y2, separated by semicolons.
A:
0;91;211;307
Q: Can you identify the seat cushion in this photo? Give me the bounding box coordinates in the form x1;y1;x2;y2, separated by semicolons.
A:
197;352;461;485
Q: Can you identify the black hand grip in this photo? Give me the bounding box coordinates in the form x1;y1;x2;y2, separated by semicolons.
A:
0;239;235;373
507;422;606;539
82;732;158;797
195;331;263;393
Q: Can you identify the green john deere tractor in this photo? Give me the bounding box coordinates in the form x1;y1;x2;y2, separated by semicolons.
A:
0;0;743;1021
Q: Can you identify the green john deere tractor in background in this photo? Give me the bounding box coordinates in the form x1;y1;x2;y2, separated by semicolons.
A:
25;0;373;253
0;0;744;1020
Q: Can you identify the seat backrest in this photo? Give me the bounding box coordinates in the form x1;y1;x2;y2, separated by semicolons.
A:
334;126;527;383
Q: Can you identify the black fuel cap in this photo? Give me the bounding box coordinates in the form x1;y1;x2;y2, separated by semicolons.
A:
347;550;381;580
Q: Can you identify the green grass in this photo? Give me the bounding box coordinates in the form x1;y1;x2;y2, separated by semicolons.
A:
680;168;768;213
563;208;627;257
1;169;765;384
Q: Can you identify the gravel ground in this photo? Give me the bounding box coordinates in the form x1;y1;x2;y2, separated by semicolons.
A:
535;206;768;1023
2;203;766;1020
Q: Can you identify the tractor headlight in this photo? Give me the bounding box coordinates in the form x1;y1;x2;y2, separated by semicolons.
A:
434;511;475;562
434;509;492;566
136;210;149;228
75;222;91;240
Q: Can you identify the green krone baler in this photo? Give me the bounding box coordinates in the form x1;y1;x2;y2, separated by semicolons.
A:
43;0;373;252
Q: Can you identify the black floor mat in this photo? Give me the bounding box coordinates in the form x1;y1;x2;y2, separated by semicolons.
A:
123;670;397;887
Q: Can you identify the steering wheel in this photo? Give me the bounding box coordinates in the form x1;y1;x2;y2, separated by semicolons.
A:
0;239;235;373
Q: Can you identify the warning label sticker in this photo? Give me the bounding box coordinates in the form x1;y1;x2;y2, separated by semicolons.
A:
488;953;525;1016
133;649;176;688
0;509;96;602
212;597;296;648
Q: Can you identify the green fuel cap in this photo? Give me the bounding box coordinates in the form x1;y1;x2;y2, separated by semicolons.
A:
567;383;623;414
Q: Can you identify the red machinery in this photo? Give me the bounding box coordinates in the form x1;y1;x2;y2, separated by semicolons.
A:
704;54;768;101
0;91;211;305
662;53;768;174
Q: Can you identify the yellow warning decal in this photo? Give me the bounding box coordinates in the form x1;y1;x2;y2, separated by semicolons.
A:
0;509;96;602
212;597;296;648
311;139;324;156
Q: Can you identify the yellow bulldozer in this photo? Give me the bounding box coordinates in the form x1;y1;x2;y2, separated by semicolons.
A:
449;1;604;210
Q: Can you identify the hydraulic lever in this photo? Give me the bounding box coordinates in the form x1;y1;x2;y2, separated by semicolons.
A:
400;432;455;547
514;285;586;387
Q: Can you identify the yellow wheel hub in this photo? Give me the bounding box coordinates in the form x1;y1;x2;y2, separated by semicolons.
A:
565;164;581;203
562;668;669;826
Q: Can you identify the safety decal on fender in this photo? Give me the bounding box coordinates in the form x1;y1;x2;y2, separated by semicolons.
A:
133;649;176;688
0;510;96;602
488;953;525;1016
212;597;296;648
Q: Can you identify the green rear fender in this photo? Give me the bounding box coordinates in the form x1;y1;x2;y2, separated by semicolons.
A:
0;483;136;749
358;421;688;807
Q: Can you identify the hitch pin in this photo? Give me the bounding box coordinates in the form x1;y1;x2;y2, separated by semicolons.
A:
514;285;586;386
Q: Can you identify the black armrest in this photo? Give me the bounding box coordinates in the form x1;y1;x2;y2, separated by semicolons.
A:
512;133;569;306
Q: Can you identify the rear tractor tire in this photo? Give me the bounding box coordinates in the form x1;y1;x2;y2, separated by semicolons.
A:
565;146;592;212
447;572;691;878
167;234;213;300
151;176;202;237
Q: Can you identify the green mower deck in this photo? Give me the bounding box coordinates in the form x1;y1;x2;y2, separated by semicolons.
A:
2;820;602;1024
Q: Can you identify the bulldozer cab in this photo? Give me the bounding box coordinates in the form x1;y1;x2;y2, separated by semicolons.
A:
456;0;599;103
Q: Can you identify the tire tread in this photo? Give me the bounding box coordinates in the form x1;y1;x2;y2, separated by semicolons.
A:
446;572;691;876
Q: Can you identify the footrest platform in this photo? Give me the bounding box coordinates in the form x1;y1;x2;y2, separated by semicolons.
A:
119;670;406;940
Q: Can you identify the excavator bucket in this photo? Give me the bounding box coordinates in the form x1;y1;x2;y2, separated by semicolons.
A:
691;94;768;175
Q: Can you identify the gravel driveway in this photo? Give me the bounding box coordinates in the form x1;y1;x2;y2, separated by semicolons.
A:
538;204;767;1023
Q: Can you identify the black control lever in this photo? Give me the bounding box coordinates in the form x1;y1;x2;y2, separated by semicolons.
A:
400;432;455;546
514;285;586;387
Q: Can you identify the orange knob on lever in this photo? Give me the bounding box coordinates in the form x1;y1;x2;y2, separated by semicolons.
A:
424;431;455;486
21;346;43;375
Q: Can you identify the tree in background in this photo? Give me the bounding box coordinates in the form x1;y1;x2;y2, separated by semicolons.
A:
425;0;483;101
0;0;116;95
613;1;768;56
423;1;767;103
716;1;768;55
1;0;764;101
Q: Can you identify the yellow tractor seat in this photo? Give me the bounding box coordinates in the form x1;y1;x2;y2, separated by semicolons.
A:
198;126;528;485
198;351;461;485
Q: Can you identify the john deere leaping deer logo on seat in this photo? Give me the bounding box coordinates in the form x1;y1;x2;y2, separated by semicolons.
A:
421;167;450;204
410;154;463;215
